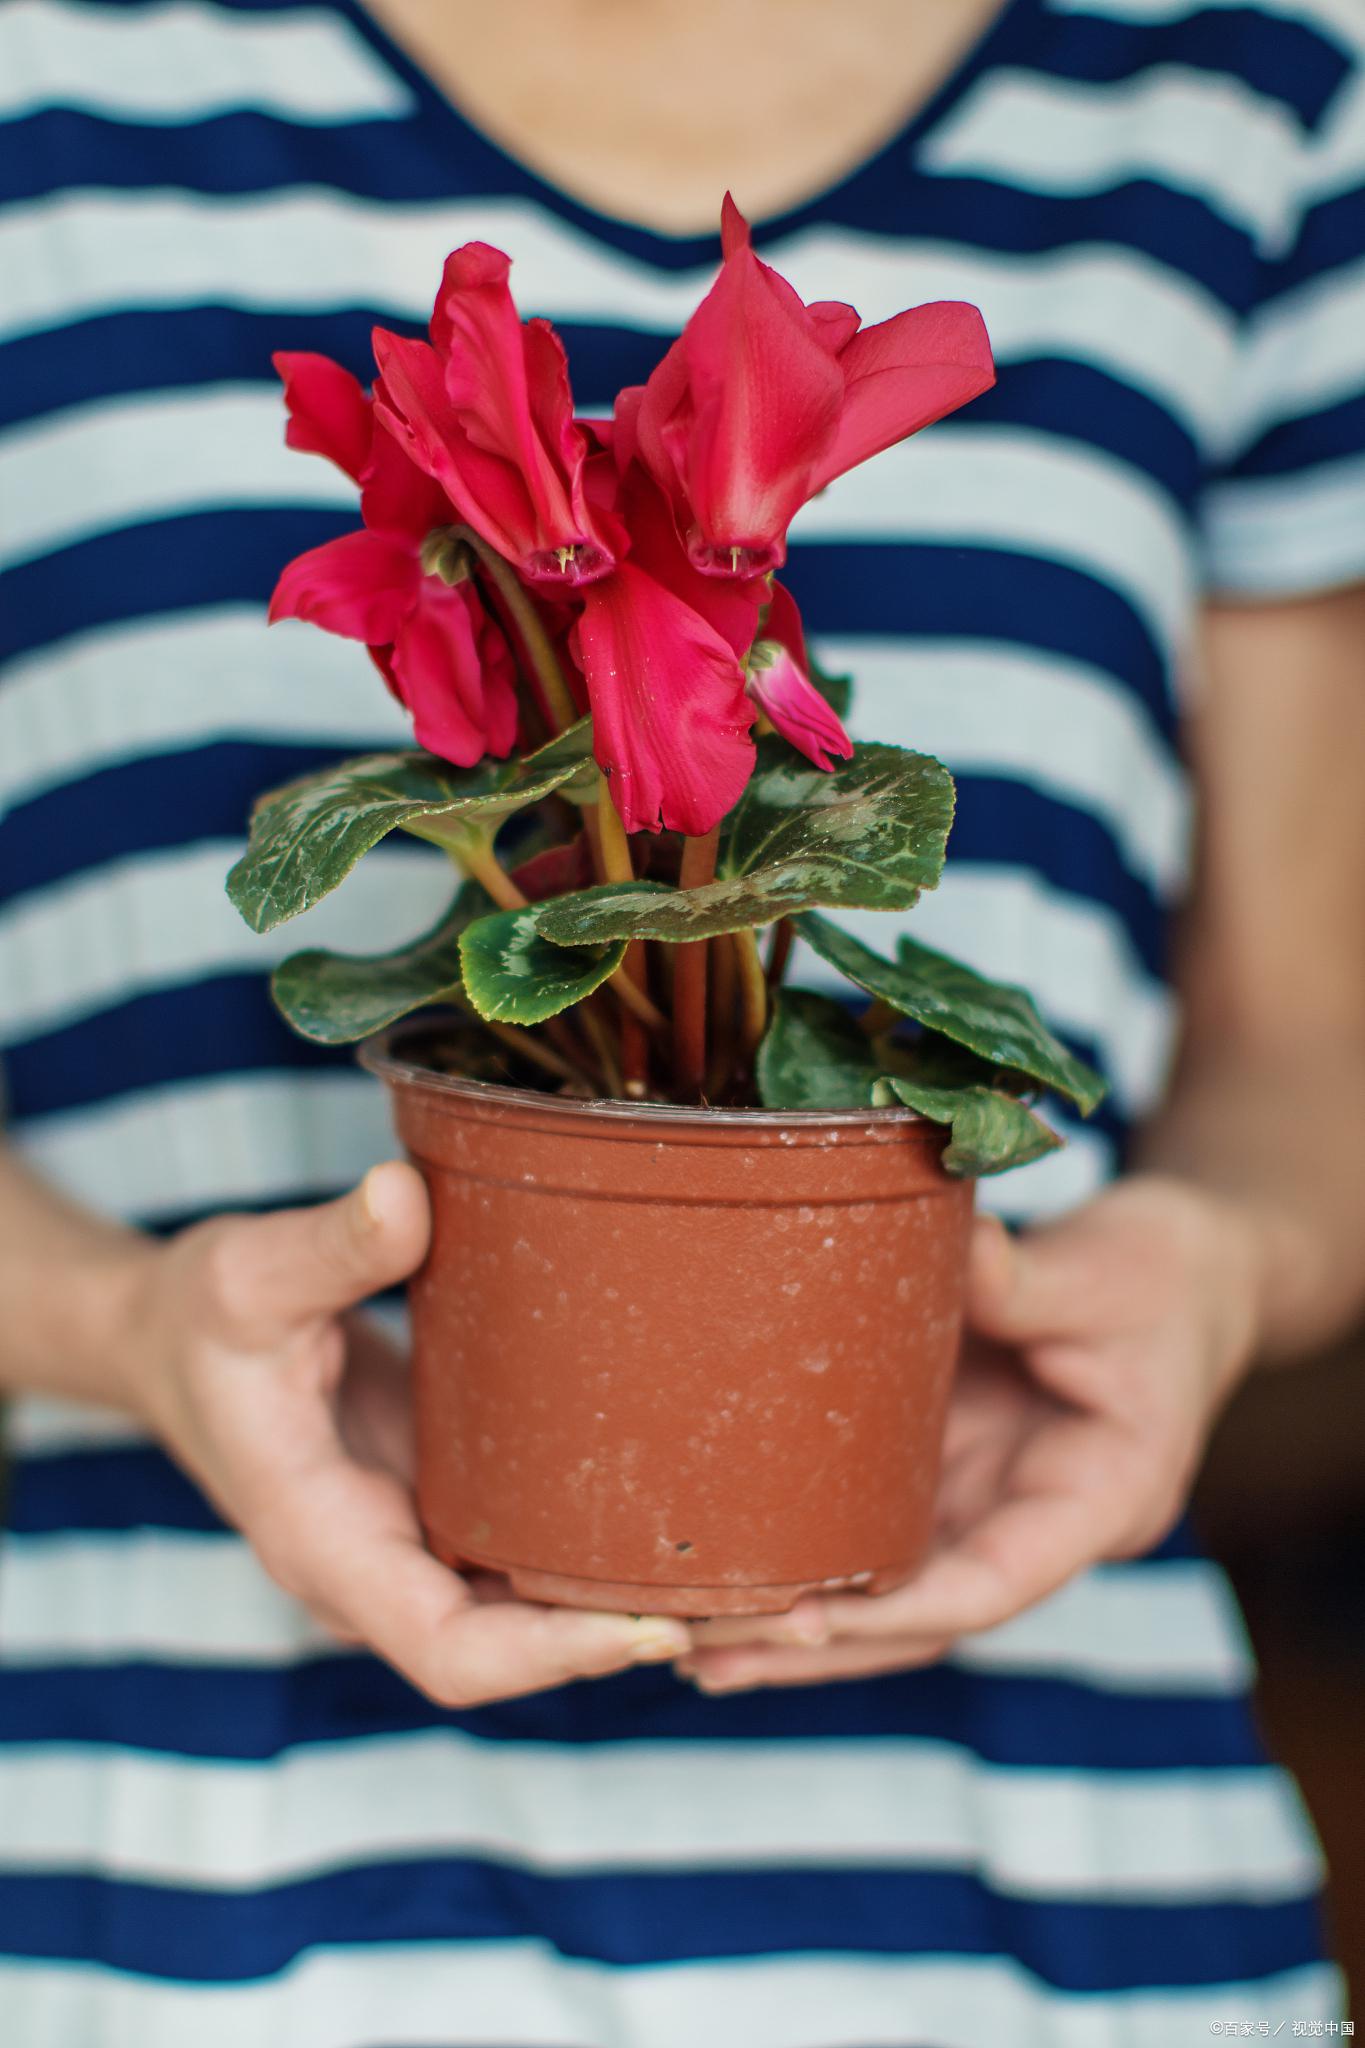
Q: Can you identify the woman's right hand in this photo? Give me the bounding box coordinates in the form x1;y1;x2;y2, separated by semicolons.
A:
109;1160;691;1702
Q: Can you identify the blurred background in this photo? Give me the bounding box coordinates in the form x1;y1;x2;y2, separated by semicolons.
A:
1196;1331;1365;1997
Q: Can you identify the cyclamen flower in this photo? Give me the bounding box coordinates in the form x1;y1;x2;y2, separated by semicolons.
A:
620;194;995;579
267;352;518;766
745;583;854;773
371;244;622;589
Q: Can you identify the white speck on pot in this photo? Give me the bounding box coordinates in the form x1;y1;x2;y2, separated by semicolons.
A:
822;1235;835;1250
800;1351;830;1374
781;1280;801;1298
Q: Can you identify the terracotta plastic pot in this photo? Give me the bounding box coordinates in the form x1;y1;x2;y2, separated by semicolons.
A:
361;1026;976;1617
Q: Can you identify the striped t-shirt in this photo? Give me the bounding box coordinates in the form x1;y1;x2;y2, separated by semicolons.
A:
2;0;1363;2041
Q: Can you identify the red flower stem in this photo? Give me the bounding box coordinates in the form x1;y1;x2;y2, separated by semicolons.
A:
858;998;899;1039
765;917;794;989
672;828;720;1099
457;527;580;734
734;927;769;1066
705;931;739;1101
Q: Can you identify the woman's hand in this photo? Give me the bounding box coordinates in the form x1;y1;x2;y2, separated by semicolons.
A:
678;1176;1265;1692
112;1161;690;1703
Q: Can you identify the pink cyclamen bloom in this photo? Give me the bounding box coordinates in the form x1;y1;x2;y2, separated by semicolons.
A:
745;583;853;773
371;244;622;589
267;352;518;766
621;195;996;579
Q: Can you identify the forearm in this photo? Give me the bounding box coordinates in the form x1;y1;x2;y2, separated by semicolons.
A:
0;1142;157;1409
1134;1044;1365;1366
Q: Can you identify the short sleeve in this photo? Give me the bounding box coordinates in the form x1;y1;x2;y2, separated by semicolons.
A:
1201;58;1365;598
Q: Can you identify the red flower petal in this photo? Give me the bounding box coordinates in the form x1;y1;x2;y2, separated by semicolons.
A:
633;198;843;579
746;581;853;771
273;352;372;483
813;302;996;490
390;581;496;768
617;461;765;658
268;528;416;644
572;563;756;836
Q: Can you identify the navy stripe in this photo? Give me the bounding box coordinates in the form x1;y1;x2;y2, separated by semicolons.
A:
0;106;1264;317
1018;7;1349;128
0;1861;1322;1988
0;312;1202;518
0;519;1176;736
0;1650;1268;1771
1225;389;1365;480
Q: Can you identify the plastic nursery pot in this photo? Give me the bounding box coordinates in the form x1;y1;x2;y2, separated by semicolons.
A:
360;1024;977;1619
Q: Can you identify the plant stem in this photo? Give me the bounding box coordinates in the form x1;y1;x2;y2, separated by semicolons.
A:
486;1020;585;1087
705;932;739;1102
672;827;719;1098
734;926;769;1066
859;997;899;1039
593;788;663;1075
457;527;580;734
576;1002;624;1099
455;839;529;914
766;917;795;989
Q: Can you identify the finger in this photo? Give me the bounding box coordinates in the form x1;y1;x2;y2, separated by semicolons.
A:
814;1477;1127;1641
686;1601;832;1651
265;1452;691;1705
214;1162;430;1338
676;1634;954;1693
964;1212;1090;1348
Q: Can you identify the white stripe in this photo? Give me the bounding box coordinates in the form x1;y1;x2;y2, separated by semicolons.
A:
828;638;1192;897
0;0;414;124
1046;0;1364;48
0;1948;1340;2048
3;1395;149;1456
0;384;352;574
0;609;413;815
924;66;1302;253
0;838;454;1042
0;1730;1317;1902
1204;450;1365;595
11;1069;395;1222
1227;254;1365;452
0;1528;1252;1692
0;192;1237;436
1303;68;1365;204
794;426;1193;664
796;866;1176;1115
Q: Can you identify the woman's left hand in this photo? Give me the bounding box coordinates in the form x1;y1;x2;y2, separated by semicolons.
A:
677;1175;1266;1692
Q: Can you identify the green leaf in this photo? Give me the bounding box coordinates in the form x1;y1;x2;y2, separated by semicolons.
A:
226;720;598;934
535;738;954;947
796;913;1106;1115
875;1074;1063;1177
270;884;491;1044
755;989;880;1110
458;905;627;1025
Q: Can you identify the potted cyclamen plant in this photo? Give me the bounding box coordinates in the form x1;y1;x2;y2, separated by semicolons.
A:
228;199;1104;1617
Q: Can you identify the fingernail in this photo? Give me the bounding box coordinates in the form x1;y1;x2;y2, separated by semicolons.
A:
357;1170;380;1229
624;1622;691;1664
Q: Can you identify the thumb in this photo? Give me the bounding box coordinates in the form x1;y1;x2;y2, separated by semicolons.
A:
219;1161;431;1334
964;1211;1078;1346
